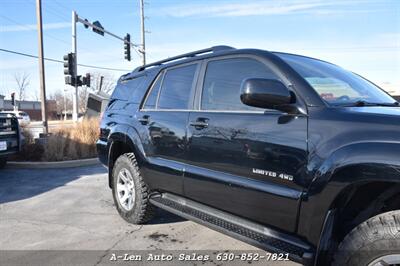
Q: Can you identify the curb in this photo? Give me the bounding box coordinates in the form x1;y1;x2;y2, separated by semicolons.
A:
7;158;100;169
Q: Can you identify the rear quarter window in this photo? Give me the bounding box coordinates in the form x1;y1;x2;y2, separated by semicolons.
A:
157;64;197;110
110;75;147;103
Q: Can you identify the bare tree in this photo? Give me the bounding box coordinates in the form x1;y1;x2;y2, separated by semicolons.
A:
90;72;116;94
32;89;40;101
14;72;30;101
49;89;73;116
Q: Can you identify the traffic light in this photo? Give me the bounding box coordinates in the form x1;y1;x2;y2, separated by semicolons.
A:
76;73;91;87
64;75;76;86
11;93;15;106
83;19;89;29
124;33;131;61
82;73;91;87
63;53;75;76
85;73;91;87
64;53;76;85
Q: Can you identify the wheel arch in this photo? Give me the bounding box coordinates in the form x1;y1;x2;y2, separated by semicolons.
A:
107;127;147;188
313;178;400;265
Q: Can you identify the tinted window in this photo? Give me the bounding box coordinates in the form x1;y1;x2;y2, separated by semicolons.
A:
111;76;146;102
144;73;163;109
202;58;279;110
275;53;396;106
158;64;197;110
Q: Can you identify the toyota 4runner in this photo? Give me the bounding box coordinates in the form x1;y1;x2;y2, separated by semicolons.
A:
97;46;400;266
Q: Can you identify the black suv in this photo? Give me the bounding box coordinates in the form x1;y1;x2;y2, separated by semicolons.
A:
97;46;400;266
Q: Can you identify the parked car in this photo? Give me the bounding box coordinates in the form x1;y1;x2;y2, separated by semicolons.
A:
1;110;31;126
97;46;400;266
0;112;21;168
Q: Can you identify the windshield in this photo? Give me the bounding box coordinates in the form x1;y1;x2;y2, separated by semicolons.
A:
275;53;396;106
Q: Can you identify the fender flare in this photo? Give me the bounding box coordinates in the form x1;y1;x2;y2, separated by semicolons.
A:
107;125;148;187
299;142;400;247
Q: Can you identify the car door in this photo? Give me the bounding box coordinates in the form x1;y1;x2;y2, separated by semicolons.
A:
184;56;308;233
137;62;200;195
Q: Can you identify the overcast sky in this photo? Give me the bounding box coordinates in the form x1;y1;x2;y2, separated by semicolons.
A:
0;0;399;99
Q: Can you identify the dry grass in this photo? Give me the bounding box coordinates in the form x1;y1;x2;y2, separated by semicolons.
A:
43;118;99;161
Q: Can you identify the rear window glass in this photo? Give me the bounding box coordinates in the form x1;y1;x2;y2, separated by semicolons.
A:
144;73;163;109
111;76;146;102
158;64;197;110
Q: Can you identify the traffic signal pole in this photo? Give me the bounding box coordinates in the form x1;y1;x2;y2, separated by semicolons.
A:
75;16;139;48
68;11;141;121
72;10;78;122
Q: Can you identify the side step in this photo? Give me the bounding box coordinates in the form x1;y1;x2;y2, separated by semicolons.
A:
149;193;314;265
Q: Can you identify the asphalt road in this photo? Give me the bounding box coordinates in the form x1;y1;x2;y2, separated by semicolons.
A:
0;165;297;266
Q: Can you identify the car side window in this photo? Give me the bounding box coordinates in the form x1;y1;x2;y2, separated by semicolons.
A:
111;75;146;102
143;73;163;109
201;58;280;111
158;64;197;110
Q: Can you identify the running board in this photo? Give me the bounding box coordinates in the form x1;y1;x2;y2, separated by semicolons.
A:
149;193;314;265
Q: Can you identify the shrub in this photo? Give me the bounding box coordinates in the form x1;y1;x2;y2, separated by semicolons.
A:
15;118;99;161
11;128;43;161
43;118;99;161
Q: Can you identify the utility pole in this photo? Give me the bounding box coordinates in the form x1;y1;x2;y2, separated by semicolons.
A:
140;0;146;65
63;88;67;121
71;11;78;122
35;0;48;133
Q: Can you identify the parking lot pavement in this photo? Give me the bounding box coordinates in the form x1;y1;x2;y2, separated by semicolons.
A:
0;165;297;266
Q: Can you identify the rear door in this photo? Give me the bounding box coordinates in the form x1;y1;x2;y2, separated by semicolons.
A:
138;62;200;195
184;56;308;232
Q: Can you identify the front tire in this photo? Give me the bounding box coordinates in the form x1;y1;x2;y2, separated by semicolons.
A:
333;210;400;266
111;153;155;224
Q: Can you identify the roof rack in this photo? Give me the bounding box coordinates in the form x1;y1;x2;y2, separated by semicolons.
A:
135;45;234;72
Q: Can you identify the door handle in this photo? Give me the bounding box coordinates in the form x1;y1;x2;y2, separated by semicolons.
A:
189;121;209;128
138;115;150;125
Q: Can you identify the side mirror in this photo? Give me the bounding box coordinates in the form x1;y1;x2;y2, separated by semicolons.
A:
240;78;295;112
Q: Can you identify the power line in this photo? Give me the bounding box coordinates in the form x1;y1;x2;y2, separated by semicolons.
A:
0;13;104;56
52;0;71;13
0;14;70;46
0;12;138;64
23;0;70;22
0;48;131;72
42;4;70;22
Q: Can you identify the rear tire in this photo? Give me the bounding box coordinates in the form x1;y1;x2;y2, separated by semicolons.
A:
333;210;400;266
111;153;155;224
0;158;6;169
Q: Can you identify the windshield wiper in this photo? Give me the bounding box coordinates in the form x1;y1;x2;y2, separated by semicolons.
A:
340;100;400;107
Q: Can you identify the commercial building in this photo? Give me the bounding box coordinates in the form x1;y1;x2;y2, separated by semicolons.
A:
1;99;57;121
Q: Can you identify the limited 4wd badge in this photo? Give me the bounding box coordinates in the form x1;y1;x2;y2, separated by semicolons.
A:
252;168;293;181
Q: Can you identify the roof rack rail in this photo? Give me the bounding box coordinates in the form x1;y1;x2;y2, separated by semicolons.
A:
135;45;234;72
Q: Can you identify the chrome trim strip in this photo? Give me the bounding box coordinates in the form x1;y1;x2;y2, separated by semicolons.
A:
139;109;278;114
